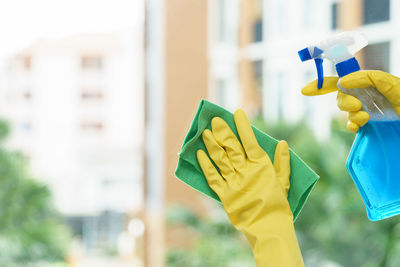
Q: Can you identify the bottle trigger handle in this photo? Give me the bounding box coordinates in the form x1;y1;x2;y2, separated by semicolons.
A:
314;58;324;89
298;46;325;89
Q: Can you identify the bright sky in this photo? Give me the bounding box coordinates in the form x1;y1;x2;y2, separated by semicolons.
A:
0;0;143;58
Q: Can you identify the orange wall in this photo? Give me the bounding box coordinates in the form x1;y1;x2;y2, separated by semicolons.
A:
338;0;363;30
238;0;263;117
164;0;208;212
339;0;364;65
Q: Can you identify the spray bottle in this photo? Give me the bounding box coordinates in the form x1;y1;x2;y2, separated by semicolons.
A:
298;31;400;221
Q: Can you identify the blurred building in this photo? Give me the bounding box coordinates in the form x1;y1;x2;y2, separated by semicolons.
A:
209;0;400;138
0;31;144;252
209;0;339;139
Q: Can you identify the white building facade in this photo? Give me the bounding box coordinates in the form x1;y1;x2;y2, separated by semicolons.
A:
208;0;399;139
0;31;144;249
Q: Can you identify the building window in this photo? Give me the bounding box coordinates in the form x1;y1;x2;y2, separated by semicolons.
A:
23;92;32;100
276;72;285;120
23;56;31;70
253;0;263;42
253;60;263;94
331;3;338;29
20;122;31;132
253;60;263;114
363;42;390;72
276;0;286;33
81;121;103;132
81;91;104;100
303;0;313;27
64;212;125;250
81;56;103;70
216;80;227;107
253;19;263;43
218;0;227;43
363;0;390;25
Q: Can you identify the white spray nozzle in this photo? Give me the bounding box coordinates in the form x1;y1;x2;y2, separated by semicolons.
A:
298;31;368;89
317;31;367;54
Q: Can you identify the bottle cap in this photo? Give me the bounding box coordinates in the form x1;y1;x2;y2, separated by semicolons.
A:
298;48;312;61
336;57;360;78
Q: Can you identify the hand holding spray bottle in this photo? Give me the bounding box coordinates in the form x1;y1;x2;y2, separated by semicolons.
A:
298;31;400;221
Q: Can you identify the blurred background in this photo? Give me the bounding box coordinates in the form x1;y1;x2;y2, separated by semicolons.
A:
0;0;399;266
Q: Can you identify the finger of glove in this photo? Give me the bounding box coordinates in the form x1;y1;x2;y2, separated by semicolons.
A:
337;91;362;112
273;140;290;196
347;121;359;133
340;71;400;106
349;111;369;127
211;117;246;169
197;150;225;195
301;76;340;96
202;129;235;178
233;109;267;161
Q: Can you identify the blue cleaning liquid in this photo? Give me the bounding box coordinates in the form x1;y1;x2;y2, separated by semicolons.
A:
347;120;400;221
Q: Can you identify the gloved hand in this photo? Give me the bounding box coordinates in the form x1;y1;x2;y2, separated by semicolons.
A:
196;109;304;267
302;70;400;132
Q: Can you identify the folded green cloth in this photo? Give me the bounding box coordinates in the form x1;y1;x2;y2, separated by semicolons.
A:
175;99;319;220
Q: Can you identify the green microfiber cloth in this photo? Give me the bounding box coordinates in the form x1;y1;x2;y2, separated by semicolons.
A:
175;99;319;220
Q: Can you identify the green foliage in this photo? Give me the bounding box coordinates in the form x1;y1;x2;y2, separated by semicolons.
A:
166;204;255;267
253;117;400;267
0;120;10;141
0;120;71;265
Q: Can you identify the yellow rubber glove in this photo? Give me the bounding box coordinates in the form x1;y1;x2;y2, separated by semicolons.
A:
196;109;304;267
302;70;400;132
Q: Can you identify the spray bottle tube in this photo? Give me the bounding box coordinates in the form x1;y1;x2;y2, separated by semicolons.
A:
298;31;400;221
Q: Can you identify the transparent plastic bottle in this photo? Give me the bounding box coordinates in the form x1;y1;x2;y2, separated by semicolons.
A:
340;85;400;221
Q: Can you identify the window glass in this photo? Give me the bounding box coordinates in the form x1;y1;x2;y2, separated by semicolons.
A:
276;1;286;33
217;80;227;107
363;42;390;72
252;60;264;114
23;56;31;70
81;121;104;131
218;0;227;42
81;91;104;100
303;0;313;27
253;19;263;42
363;0;390;25
276;72;285;120
253;60;263;91
81;56;103;70
253;0;263;42
331;2;338;29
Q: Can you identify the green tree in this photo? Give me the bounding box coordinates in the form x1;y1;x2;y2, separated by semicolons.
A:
0;120;71;265
166;204;255;267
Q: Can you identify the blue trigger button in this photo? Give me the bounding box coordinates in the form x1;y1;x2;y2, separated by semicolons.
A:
298;48;312;61
313;46;324;57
